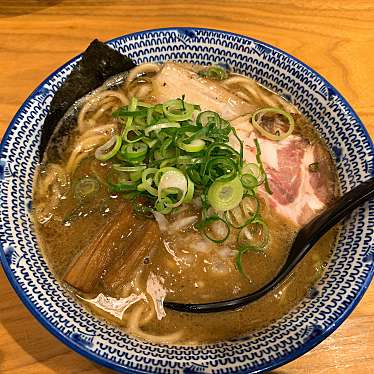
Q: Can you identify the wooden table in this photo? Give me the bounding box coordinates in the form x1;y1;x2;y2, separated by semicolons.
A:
0;1;373;373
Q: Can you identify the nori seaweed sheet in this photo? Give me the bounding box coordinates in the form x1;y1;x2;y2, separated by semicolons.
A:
39;39;136;161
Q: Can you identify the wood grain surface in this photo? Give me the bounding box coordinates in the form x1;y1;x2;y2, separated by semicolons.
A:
0;0;373;373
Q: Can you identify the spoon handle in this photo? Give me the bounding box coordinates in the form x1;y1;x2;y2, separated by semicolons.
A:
164;177;374;313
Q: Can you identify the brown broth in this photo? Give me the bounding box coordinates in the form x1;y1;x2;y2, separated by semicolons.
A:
34;182;337;343
32;63;339;344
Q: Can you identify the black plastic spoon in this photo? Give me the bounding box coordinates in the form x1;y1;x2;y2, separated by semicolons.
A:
164;177;374;313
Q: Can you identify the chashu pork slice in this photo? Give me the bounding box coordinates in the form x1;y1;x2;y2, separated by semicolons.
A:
230;115;337;226
152;62;256;120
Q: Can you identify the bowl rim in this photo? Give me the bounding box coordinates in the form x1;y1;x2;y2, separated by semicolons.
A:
0;27;373;374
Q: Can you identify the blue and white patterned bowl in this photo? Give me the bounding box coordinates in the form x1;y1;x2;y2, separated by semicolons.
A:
0;28;373;373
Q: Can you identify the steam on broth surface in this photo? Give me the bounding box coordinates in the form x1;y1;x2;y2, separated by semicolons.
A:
33;62;339;344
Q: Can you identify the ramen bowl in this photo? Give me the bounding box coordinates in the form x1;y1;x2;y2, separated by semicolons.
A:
0;28;373;373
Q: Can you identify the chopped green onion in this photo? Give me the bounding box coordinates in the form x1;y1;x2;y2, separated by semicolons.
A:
159;157;178;168
128;96;138;111
186;166;203;184
153;150;163;161
177;138;206;153
204;142;240;160
154;166;180;186
121;142;148;161
95;135;122;161
200;143;240;183
183;177;194;203
112;108;148;118
142;137;158;148
235;245;262;279
254;139;272;194
136;101;154;108
207;176;244;211
225;195;259;229
122;128;143;143
205;157;237;182
155;197;173;214
241;173;259;189
242;163;263;182
197;215;230;243
237;218;269;249
199;65;228;81
231;127;243;168
251;107;295;141
196;111;221;127
144;122;181;136
74;177;100;201
146;108;153;125
124;97;138;129
180;94;186;110
162;99;194;122
158;169;188;208
129;169;143;182
113;164;146;172
159;137;174;158
177;156;202;165
140;168;158;196
108;170;138;192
